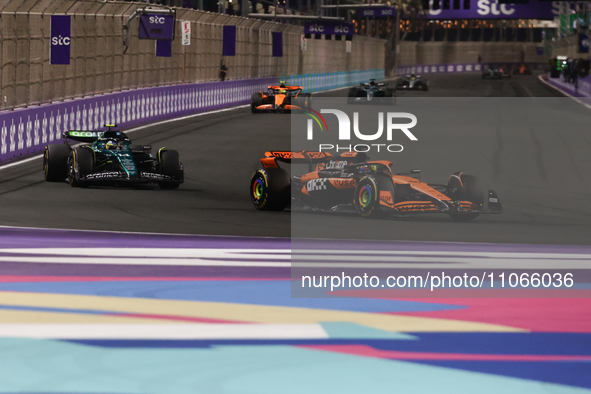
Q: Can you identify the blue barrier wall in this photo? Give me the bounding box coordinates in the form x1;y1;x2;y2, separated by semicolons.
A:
288;69;386;92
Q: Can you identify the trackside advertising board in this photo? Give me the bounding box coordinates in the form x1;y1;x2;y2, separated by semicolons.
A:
304;21;354;36
424;0;559;20
50;15;71;65
138;14;175;40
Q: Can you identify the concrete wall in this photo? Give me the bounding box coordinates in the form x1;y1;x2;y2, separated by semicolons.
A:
398;41;546;67
551;36;584;59
0;0;385;110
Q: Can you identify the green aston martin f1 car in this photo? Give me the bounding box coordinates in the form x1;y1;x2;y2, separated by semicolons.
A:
43;125;184;189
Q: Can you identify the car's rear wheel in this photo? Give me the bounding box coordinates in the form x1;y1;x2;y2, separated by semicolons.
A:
347;88;359;104
67;147;93;187
445;173;484;221
385;89;396;105
43;143;71;182
347;88;358;97
250;168;290;211
158;149;182;189
251;92;263;113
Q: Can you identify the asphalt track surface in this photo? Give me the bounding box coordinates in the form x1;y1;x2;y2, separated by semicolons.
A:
2;73;590;245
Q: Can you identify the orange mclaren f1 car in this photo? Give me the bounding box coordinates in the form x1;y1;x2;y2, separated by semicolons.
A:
250;151;502;221
251;83;311;113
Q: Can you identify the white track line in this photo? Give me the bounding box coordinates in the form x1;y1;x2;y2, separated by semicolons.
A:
0;323;329;340
1;247;589;269
538;74;591;110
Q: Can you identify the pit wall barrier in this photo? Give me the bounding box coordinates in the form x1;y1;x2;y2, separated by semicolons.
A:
546;74;591;97
0;68;384;163
397;63;546;75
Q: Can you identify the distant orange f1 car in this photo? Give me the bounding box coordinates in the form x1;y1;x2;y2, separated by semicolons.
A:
250;150;502;221
251;82;311;113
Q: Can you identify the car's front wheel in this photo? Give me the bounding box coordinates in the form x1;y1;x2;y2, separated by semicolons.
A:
158;149;182;189
445;173;484;221
353;176;390;219
250;168;290;211
67;148;93;187
251;93;263;113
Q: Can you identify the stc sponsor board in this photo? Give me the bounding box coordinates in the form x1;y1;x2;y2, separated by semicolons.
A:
359;7;396;18
50;15;71;65
425;0;558;20
138;14;175;40
304;21;354;36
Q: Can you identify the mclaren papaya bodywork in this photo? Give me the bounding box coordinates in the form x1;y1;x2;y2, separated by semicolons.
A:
250;150;502;220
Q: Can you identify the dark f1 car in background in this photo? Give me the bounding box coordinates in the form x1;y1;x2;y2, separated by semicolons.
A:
482;66;503;79
43;125;184;189
395;74;429;91
251;82;311;113
250;151;502;221
347;80;396;104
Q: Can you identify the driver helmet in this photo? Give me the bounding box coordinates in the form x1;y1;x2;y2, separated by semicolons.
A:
279;80;286;88
411;73;416;78
359;165;371;174
105;140;118;150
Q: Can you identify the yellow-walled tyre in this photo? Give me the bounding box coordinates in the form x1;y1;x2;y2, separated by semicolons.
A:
250;168;290;211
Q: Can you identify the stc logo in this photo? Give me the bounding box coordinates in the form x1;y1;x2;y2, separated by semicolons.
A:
429;0;515;16
308;24;324;33
334;25;350;34
304;108;418;153
51;35;70;46
149;16;167;24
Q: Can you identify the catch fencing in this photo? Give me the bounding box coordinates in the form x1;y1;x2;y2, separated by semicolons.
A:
0;0;385;111
397;63;546;75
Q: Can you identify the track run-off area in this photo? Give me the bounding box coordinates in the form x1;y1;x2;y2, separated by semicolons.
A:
0;73;590;393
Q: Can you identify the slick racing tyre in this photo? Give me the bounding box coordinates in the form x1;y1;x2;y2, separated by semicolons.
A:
354;176;389;219
250;168;290;211
67;147;93;187
385;89;396;105
158;149;182;189
445;173;484;221
347;88;358;104
251;92;263;113
43;143;71;182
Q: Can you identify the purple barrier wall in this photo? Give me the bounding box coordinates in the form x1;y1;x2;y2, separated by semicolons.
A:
397;63;547;75
546;74;591;98
0;78;277;163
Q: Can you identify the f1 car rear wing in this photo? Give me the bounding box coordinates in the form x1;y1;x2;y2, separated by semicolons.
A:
261;151;366;171
267;85;303;90
63;130;101;143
